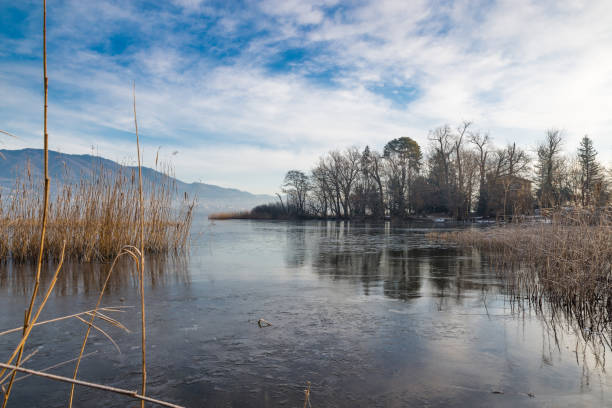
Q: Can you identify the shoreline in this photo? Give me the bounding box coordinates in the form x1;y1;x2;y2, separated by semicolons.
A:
207;212;504;224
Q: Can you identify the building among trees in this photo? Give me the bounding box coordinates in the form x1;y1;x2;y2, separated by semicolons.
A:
258;124;610;220
485;175;533;218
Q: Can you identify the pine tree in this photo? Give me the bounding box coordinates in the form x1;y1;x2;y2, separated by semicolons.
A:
577;135;601;206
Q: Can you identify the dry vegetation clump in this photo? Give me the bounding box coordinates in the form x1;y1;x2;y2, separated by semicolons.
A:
208;211;251;220
0;161;194;263
209;202;295;220
431;209;612;338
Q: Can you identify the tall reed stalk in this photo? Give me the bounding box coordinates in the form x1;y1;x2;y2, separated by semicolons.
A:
133;81;148;408
1;2;188;407
1;1;52;404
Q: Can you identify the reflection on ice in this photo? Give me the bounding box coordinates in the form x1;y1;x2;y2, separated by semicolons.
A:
0;219;609;407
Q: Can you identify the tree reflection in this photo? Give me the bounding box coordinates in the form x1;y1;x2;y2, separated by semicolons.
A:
299;222;490;303
294;221;612;378
382;249;422;300
284;221;308;268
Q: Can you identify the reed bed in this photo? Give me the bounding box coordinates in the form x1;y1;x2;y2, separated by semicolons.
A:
208;211;251;220
431;209;612;346
208;203;291;220
0;161;194;263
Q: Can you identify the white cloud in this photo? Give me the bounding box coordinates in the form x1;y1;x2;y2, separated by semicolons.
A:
259;0;338;26
2;0;612;194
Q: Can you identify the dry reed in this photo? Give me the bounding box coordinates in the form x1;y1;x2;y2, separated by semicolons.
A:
133;81;147;408
431;209;612;346
0;130;17;160
1;2;184;407
68;246;140;407
0;159;194;262
0;306;130;337
0;362;184;408
208;211;251;220
0;2;52;403
303;381;312;408
0;243;65;406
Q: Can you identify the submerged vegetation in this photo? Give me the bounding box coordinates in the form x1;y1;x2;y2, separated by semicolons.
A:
431;209;612;347
0;161;195;263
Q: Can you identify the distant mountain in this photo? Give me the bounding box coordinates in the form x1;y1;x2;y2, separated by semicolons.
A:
0;149;275;214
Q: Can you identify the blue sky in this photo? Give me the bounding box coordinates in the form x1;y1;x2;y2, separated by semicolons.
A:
1;0;611;194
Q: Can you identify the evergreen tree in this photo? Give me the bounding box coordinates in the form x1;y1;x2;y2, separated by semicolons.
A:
577;135;601;206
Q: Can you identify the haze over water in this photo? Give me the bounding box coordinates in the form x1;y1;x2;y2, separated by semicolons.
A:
0;219;609;407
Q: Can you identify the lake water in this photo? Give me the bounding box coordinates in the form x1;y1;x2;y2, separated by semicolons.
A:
0;219;610;407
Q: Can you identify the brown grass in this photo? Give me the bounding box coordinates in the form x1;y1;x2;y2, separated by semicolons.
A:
208;211;252;220
0;362;183;408
431;209;612;344
0;160;194;263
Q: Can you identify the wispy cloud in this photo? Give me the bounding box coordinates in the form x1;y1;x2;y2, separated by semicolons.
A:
1;0;611;193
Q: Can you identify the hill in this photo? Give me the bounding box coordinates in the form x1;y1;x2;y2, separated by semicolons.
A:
0;149;275;214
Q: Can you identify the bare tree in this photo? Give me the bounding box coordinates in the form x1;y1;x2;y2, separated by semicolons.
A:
369;149;387;218
469;131;490;215
282;170;310;216
337;147;361;218
428;125;454;213
536;129;564;208
325;152;344;217
504;142;530;177
453;121;472;208
310;165;330;217
356;146;386;218
267;123;608;220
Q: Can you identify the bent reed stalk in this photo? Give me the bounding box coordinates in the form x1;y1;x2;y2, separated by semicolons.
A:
2;3;187;407
68;245;141;407
0;1;52;404
0;362;185;408
431;209;612;345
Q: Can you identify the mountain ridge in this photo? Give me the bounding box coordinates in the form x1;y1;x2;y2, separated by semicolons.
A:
0;148;275;213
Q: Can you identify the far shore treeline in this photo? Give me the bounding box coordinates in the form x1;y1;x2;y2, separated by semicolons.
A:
212;122;610;221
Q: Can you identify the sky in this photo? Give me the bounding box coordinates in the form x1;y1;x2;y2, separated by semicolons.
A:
1;0;611;194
